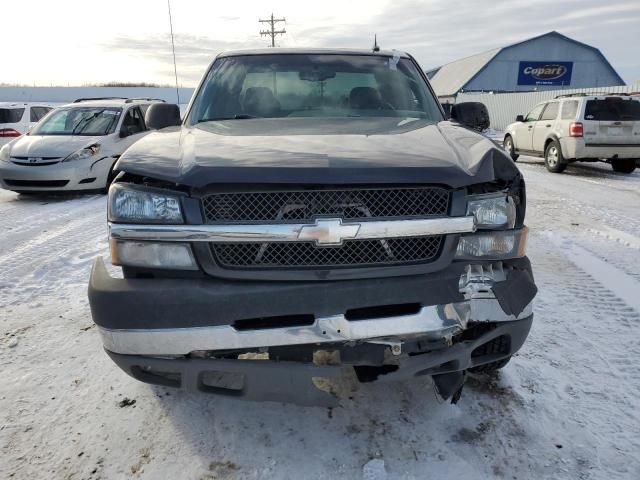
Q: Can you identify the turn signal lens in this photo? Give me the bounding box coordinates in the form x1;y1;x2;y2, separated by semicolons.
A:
456;227;528;260
110;240;197;270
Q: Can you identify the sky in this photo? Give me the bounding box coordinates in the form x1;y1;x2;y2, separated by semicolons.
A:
2;0;639;87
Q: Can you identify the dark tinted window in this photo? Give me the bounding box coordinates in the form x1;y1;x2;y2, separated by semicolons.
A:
540;102;559;121
189;54;443;123
0;108;25;123
561;100;578;119
122;107;145;134
30;106;51;122
584;99;640;121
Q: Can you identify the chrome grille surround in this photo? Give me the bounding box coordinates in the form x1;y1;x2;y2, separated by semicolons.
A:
196;186;454;270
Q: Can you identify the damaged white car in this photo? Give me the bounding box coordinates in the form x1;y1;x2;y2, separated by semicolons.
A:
0;98;164;193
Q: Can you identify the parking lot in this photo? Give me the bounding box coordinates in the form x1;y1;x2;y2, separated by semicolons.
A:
0;156;638;479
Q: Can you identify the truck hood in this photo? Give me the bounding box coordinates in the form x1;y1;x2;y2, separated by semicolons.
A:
116;117;518;188
7;134;104;158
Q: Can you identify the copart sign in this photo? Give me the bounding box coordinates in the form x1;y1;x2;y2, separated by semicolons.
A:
517;61;573;86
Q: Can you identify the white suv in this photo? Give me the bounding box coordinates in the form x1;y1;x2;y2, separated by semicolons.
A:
0;98;164;193
0;102;54;147
504;94;640;174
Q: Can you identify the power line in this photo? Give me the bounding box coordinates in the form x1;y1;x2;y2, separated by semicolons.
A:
259;13;286;47
167;0;180;104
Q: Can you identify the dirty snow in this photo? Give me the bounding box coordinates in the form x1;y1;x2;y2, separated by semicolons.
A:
1;157;640;479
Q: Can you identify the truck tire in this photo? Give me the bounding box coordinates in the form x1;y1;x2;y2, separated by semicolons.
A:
544;140;567;173
611;158;636;174
503;135;518;162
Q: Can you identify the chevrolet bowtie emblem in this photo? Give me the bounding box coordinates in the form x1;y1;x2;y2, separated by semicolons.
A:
298;218;361;246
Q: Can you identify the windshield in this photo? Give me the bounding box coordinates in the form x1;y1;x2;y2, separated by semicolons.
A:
584;99;640;121
30;107;122;136
188;54;443;124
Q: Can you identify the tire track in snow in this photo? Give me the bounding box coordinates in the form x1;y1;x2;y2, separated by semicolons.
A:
525;233;640;475
0;197;109;307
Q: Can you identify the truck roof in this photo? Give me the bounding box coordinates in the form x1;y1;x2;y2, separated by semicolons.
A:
217;48;410;58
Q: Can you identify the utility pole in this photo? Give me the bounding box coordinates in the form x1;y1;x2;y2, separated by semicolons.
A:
259;13;286;47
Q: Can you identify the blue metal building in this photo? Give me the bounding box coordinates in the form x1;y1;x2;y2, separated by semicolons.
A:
427;31;625;101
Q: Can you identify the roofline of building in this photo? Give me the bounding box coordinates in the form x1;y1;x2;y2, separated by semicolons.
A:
431;31;626;96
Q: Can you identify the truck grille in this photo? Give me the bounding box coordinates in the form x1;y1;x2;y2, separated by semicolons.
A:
202;187;450;223
212;236;443;269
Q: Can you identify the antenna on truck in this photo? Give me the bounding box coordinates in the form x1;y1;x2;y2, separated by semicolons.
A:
167;0;180;105
372;34;380;52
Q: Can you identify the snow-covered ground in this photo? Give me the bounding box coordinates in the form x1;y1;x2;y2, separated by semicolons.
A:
1;157;639;479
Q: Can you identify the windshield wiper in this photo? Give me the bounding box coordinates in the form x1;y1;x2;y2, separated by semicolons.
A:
71;110;104;135
197;114;256;123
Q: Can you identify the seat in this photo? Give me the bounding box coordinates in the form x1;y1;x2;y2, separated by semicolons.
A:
349;87;384;110
243;87;280;117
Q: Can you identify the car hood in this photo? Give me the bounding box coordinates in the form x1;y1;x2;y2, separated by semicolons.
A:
7;135;104;158
116;117;519;188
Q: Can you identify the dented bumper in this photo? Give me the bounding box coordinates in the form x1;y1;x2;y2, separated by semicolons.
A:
89;256;536;404
106;315;532;407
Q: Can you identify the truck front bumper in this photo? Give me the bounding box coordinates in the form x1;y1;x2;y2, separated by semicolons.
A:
89;256;537;405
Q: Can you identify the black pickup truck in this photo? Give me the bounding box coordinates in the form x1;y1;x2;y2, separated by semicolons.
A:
88;49;536;406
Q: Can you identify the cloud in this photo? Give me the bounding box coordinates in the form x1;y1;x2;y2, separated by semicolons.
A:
101;0;640;85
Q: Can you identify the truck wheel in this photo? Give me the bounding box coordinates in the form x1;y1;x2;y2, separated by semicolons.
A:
611;158;636;174
544;140;567;173
503;135;518;162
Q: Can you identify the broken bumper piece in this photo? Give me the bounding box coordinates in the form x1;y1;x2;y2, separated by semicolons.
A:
89;256;536;406
106;316;532;407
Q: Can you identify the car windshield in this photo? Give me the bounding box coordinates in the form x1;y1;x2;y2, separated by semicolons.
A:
30;107;122;136
584;99;640;121
188;54;443;124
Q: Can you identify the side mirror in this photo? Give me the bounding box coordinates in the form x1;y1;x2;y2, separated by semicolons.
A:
450;102;490;132
145;103;181;130
516;115;525;122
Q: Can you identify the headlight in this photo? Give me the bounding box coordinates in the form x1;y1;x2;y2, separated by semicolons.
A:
467;193;516;230
62;144;100;162
0;144;10;162
455;227;528;260
110;240;197;270
108;183;183;224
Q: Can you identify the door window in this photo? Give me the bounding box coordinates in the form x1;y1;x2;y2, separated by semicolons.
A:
30;106;52;122
540;102;559;121
121;107;146;135
525;104;545;122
